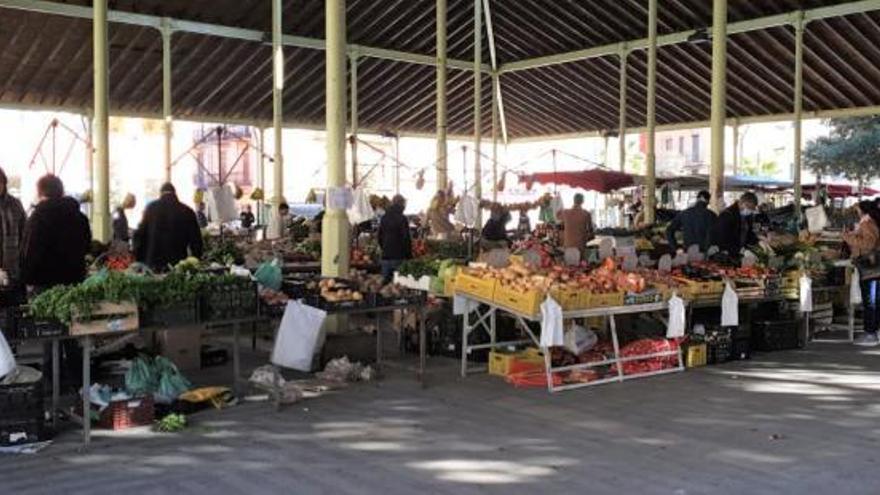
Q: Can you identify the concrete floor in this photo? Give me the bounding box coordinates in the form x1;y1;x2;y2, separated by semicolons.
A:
3;343;880;495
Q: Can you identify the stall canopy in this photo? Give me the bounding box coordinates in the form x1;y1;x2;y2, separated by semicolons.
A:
801;184;880;198
657;175;794;192
519;169;636;193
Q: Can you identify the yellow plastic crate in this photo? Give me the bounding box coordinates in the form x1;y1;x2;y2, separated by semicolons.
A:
685;343;707;368
454;272;496;300
488;349;545;377
550;288;582;311
493;284;543;317
580;291;625;308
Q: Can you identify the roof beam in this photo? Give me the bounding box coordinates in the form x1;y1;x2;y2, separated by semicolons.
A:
500;0;880;73
0;0;491;72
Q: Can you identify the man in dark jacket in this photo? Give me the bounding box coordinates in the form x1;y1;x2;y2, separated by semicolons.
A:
713;192;759;255
377;195;412;283
666;190;717;252
22;175;91;289
0;167;27;291
134;183;203;271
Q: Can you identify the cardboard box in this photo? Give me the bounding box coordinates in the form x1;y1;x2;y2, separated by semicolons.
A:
157;326;202;371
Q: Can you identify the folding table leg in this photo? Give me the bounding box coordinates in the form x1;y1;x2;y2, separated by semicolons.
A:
419;308;426;387
232;323;241;395
610;315;624;382
81;336;91;447
52;339;59;430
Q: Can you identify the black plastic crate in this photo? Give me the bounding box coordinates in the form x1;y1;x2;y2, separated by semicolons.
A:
201;281;259;321
0;381;44;424
731;337;751;361
0;418;45;446
705;328;733;364
752;320;800;352
145;300;199;327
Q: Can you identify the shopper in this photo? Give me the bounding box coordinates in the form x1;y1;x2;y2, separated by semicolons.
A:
481;204;511;250
112;206;130;243
517;206;532;237
240;204;255;229
0;167;26;286
427;190;455;239
557;193;594;254
844;200;880;346
22;175;91;289
378;194;412;283
666;190;717;252
713;192;759;255
195;201;209;228
133;183;204;271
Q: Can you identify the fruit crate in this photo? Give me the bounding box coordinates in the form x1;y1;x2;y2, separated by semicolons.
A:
0;381;45;446
70;301;139;336
1;306;67;341
201;280;259;321
81;395;155;431
493;285;543;317
549;288;582;311
682;342;707;368
581;291;625;309
624;289;664;306
488;349;544;377
454;272;496;301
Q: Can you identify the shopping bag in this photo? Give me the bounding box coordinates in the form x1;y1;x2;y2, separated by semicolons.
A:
721;282;739;327
666;295;686;338
800;275;813;313
805;205;828;234
539;296;564;348
346;188;375;225
564;323;597;354
271;301;327;371
254;259;283;291
0;330;15;379
454;195;479;227
851;268;863;305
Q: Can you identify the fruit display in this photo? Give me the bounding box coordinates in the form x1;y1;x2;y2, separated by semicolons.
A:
316;278;363;303
397;259;441;280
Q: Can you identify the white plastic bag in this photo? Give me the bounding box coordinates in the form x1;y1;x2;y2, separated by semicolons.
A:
271;301;328;371
721;282;739;327
564;323;597;354
658;254;673;273
805;205;828;234
540;296;564;348
851;269;862;305
453;295;478;315
741;250;758;268
346;188;375;225
206;185;238;224
800;275;813;313
666;295;686;338
597;238;614;260
454;195;480;227
0;331;15;380
563;248;581;266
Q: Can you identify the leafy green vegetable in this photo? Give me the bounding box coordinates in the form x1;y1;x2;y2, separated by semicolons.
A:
154;413;187;433
398;258;441;279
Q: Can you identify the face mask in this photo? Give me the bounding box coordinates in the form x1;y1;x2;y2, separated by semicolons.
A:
740;208;753;217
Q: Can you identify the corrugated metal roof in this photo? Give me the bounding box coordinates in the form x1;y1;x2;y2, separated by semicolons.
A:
0;1;878;138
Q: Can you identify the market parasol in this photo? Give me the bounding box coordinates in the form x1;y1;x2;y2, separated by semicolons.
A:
519;168;637;193
801;183;880;198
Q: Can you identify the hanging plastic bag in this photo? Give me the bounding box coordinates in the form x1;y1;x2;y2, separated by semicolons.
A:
346;188;375;226
271;301;327;371
721;282;739;327
564;323;597;354
666;294;686;338
851;268;862;305
206;185;238;224
254;259;283;291
540;296;564;348
454;195;479;227
658;254;673;273
805;205;828;234
0;330;15;380
563;248;581;266
800;274;813;313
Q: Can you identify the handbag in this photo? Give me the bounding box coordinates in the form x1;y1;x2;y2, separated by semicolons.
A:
854;250;880;281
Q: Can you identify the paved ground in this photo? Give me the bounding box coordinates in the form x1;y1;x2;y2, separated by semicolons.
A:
3;343;880;495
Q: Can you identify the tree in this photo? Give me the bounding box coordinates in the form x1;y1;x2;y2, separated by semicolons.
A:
804;116;880;189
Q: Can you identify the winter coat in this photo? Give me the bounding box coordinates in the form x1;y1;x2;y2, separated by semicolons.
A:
378;204;412;260
22;197;91;288
0;193;26;280
713;202;758;255
134;194;204;271
666;201;717;252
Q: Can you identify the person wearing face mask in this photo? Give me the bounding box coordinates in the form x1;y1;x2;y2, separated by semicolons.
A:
666;190;717;253
843;201;880;346
712;192;759;256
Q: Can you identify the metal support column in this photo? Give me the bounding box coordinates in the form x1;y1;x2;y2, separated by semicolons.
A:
618;47;628;172
793;13;806;219
491;72;499;202
732;119;739;176
322;0;350;277
257;126;265;224
350;53;359;186
436;0;448;192
473;0;483;226
644;1;657;224
710;0;728;213
161;18;173;183
91;0;110;242
271;0;284;210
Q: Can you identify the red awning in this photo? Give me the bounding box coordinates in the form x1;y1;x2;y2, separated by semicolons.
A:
801;184;880;198
519;169;636;193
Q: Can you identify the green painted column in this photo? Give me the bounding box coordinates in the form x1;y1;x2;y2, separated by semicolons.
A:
793;13;805;218
709;0;728;212
272;0;284;210
436;0;448;191
644;0;657;224
161;18;173;183
618;46;628;173
92;0;110;242
473;0;483;226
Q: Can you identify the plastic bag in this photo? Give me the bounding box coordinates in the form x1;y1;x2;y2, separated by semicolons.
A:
207;185;238;224
124;356;156;396
0;331;15;380
254;259;283;291
563;248;581;266
540;296;564;348
805;205;828;234
272;301;327;371
666;295;686;338
454;195;480;227
346;188;375;225
800;274;813;312
721;282;739;327
564;323;597;354
851;269;862;305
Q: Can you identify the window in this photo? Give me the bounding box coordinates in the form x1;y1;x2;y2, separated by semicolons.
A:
665;138;673;151
678;137;685;154
691;135;700;163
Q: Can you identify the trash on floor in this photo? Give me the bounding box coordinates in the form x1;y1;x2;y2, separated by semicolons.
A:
316;356;374;383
